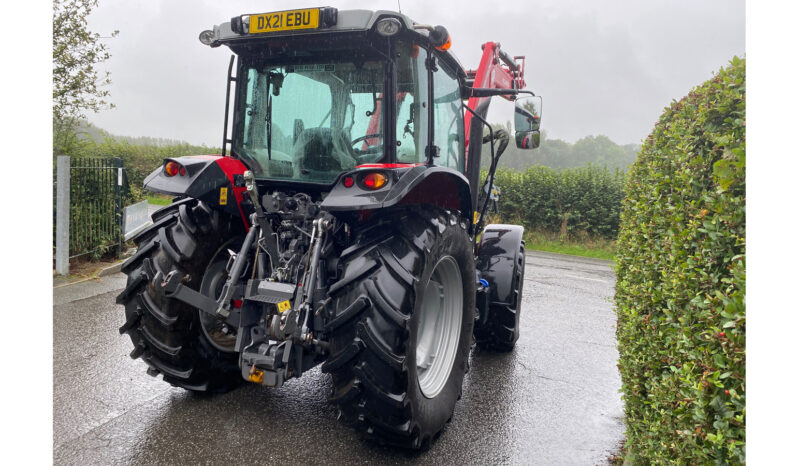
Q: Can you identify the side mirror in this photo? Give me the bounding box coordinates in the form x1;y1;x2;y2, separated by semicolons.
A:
515;130;540;149
514;96;542;149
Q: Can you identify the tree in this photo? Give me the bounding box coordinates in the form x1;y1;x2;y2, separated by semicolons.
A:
53;0;117;155
571;135;628;169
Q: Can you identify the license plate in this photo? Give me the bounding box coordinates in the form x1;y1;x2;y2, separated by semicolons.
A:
249;9;320;34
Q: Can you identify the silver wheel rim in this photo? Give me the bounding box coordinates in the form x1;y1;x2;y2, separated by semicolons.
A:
199;252;238;353
415;255;463;398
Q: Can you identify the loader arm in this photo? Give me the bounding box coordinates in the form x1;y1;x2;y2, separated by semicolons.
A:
463;41;526;210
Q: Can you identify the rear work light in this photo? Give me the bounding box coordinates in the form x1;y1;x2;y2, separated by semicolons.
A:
164;161;185;177
375;17;402;36
362;172;388;190
199;29;216;45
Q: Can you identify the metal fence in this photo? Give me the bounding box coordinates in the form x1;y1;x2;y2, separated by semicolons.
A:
67;157;129;259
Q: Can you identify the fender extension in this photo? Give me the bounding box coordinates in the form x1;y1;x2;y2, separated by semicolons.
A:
475;223;525;324
321;164;473;226
142;155;250;228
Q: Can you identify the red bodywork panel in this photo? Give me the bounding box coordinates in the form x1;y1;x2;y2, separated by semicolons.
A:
355;163;423;169
200;155;250;230
464;41;526;171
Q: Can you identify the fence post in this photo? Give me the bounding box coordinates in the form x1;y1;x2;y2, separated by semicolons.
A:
114;157;123;255
55;155;70;275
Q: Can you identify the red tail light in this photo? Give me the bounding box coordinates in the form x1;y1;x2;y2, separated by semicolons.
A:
164;161;180;176
362;172;387;189
164;160;186;177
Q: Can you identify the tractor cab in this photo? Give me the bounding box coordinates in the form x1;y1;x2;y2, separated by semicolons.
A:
201;9;467;186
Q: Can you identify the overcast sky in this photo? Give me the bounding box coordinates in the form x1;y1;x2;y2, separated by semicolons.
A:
85;0;744;147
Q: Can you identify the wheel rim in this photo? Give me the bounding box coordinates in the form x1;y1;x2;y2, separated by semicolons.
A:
199;254;238;353
415;255;463;398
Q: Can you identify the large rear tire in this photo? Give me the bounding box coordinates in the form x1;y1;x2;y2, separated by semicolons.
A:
116;199;243;392
322;207;475;449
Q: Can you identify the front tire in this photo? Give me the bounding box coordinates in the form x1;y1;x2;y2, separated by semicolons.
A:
323;207;475;449
475;241;525;352
116;199;243;392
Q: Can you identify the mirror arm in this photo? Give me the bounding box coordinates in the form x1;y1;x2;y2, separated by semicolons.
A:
464;104;498;243
463;87;536;98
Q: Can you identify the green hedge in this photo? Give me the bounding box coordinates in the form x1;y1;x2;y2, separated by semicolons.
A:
614;57;745;463
491;165;626;239
80;139;219;189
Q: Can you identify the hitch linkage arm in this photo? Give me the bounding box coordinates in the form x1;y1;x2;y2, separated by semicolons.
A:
216;217;259;318
216;170;280;318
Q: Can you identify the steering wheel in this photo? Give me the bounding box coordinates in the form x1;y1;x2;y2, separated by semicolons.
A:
351;134;383;151
351;133;384;162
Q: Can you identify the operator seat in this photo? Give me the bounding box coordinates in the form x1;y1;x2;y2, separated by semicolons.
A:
292;127;356;179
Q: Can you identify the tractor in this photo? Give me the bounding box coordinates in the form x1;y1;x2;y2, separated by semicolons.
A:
117;8;542;449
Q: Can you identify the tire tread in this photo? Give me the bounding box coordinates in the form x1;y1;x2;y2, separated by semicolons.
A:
117;199;242;393
325;206;474;449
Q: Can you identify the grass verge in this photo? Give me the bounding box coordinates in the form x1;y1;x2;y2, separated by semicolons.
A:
144;193;172;206
52;254;126;287
479;214;616;261
523;229;615;261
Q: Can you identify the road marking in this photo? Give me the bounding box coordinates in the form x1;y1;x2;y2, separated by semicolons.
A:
564;274;609;284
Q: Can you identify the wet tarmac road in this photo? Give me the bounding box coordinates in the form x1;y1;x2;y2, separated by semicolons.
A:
53;250;624;465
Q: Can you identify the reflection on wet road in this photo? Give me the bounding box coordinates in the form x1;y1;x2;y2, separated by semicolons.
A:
53;250;623;465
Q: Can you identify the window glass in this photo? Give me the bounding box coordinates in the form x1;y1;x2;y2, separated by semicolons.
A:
432;58;465;171
234;60;385;183
394;43;429;164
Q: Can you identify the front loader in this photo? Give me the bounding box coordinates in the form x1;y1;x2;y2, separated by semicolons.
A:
116;7;542;449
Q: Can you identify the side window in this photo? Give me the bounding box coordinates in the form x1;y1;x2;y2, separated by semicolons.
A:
241;68;264;149
396;93;415;161
395;44;429;163
345;93;375;143
432;58;465;171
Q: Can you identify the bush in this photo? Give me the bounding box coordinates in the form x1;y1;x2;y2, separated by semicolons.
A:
53;132;217;257
81;139;220;189
614;57;745;464
490;165;626;240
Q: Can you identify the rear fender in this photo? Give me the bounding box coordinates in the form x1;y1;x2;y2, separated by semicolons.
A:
321;164;473;225
143;155;250;227
476;224;525;308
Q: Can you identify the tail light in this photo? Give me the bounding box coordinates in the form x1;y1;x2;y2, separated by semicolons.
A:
164;160;186;177
362;172;387;190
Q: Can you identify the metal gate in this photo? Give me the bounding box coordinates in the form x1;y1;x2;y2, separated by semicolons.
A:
68;157;128;259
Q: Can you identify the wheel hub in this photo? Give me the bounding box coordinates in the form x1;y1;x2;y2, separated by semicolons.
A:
415;255;463;398
199;256;238;352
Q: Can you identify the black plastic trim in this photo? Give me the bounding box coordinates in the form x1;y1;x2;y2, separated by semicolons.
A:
475;224;525;306
142;157;241;218
320;164;472;215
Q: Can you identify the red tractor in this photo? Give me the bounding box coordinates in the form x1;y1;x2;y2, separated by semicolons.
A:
117;8;541;449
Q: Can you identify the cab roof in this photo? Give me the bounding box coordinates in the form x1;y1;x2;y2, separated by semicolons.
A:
201;8;466;78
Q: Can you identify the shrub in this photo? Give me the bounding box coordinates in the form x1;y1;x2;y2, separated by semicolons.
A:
614;57;745;464
81;139;220;189
490;165;626;240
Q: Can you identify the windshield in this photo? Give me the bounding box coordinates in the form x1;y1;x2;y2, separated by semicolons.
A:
233;59;386;183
